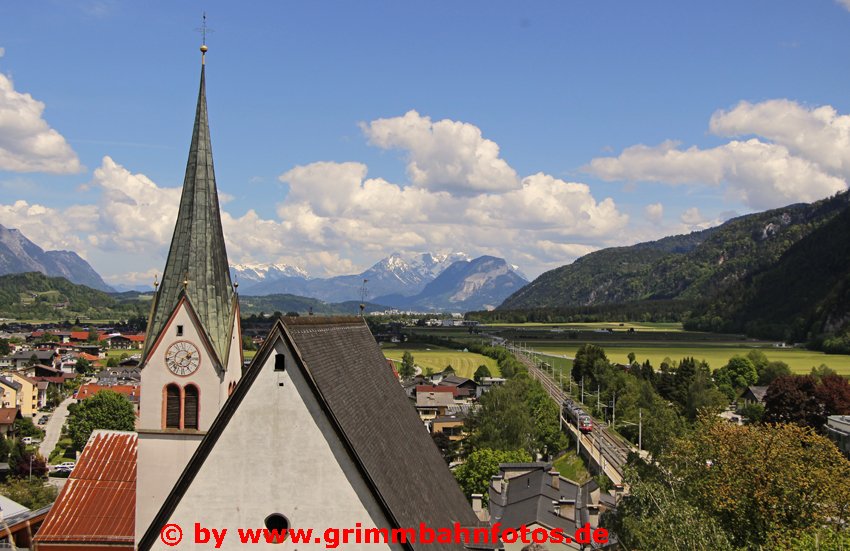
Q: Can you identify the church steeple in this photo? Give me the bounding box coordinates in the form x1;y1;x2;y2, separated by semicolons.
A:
143;47;235;368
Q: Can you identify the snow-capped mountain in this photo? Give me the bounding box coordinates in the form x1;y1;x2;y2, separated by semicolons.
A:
235;251;527;312
230;263;309;284
374;256;528;312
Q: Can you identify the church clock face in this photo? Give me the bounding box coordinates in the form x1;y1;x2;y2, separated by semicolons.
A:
165;341;201;376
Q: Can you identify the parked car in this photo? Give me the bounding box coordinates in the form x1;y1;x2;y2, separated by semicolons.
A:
38;415;49;425
21;436;41;445
54;462;75;472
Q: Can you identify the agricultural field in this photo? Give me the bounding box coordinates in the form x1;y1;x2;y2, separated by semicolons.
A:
531;343;850;375
487;321;685;333
381;343;500;379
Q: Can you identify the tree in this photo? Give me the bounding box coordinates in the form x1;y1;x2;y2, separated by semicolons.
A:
814;374;850;418
0;478;58;509
87;328;100;343
627;352;636;365
811;364;837;381
763;375;821;428
571;344;608;386
473;364;491;383
399;351;415;379
669;417;850;548
739;402;765;424
758;361;791;385
47;384;63;408
75;357;91;374
713;356;757;392
443;365;455;375
453;448;531;504
431;431;457;464
14;418;44;439
106;356;119;367
0;339;10;356
67;390;136;450
0;437;10;462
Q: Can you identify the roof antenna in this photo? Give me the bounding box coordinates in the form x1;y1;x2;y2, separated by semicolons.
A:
359;279;368;317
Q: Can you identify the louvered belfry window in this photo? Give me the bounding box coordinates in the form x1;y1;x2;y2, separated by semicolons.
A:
184;385;199;429
165;384;181;428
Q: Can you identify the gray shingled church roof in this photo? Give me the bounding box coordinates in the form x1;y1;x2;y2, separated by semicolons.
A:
142;62;235;367
139;317;480;551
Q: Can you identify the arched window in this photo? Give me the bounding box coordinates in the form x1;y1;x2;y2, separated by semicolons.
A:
184;385;199;430
165;384;181;429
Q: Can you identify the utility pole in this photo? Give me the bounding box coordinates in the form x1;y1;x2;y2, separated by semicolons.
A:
612;391;616;428
637;408;643;451
581;377;585;403
597;387;600;413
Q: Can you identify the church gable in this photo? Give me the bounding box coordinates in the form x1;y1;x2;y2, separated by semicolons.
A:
139;318;479;551
140;324;394;550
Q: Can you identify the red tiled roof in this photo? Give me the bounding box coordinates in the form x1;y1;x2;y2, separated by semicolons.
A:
0;407;18;425
35;430;136;545
386;358;399;379
69;331;91;341
124;334;145;342
31;374;76;383
77;384;140;402
415;385;459;397
77;352;101;361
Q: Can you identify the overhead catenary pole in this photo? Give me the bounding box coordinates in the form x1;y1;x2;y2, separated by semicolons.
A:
639;408;643;452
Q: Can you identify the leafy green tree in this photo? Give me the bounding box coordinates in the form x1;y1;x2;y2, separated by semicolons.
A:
14;418;44;439
67;390;135;450
399;351;415;379
685;369;728;419
0;478;58;509
811;364;837;381
443;365;455;374
87;328;100;343
453;448;531;504
739;402;765;424
47;384;63;408
75;357;91;374
714;356;758;391
106;356;119;367
0;339;10;355
571;344;608;386
0;437;10;462
627;352;636;365
473;364;491;383
758;360;791;385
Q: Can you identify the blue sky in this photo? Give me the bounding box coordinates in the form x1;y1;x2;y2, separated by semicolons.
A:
2;0;850;285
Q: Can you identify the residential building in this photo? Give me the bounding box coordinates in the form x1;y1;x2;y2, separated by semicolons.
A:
487;463;617;550
826;415;850;458
0;377;21;409
76;383;141;412
8;349;57;369
0;407;20;437
741;385;768;406
34;430;137;551
7;372;38;416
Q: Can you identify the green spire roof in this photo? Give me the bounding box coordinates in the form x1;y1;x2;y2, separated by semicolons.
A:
143;63;235;367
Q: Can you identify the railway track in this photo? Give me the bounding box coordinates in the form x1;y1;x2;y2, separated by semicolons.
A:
514;347;633;480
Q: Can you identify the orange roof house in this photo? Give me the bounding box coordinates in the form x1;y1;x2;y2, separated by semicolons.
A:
34;430;137;551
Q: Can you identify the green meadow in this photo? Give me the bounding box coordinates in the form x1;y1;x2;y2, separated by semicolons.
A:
381;343;500;379
532;343;850;375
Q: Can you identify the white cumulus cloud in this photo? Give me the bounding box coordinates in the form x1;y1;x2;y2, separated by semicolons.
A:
361;110;519;194
0;73;82;173
586;99;850;210
645;203;664;223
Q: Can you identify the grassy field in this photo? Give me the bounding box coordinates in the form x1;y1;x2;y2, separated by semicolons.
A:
532;343;850;375
381;343;500;379
487;321;685;332
552;452;591;484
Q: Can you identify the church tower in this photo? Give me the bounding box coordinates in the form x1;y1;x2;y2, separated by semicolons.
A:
135;42;243;542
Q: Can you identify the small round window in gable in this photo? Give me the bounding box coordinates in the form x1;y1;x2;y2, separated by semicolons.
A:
264;513;289;544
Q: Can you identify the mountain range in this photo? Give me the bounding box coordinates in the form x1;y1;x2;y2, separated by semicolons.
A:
232;252;527;312
498;190;850;346
0;225;113;292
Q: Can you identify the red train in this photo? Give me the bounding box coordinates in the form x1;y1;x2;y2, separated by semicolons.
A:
563;399;594;433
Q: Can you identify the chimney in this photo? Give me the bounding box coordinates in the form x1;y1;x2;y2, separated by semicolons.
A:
549;470;560;491
557;498;576;520
587;504;600;527
491;475;503;494
471;494;483;513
